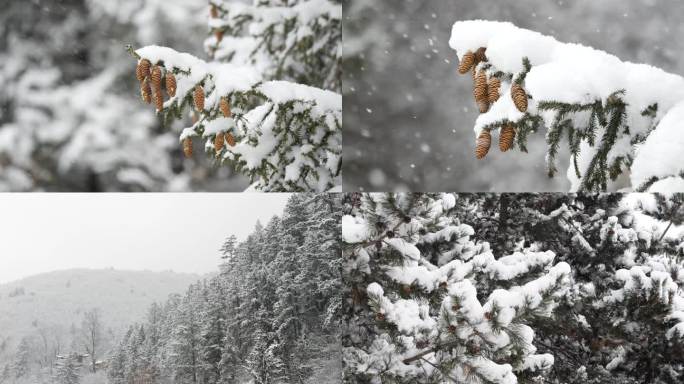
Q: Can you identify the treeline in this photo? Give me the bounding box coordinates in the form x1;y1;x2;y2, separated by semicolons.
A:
108;194;342;384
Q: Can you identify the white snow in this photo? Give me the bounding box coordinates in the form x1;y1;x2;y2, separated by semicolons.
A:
385;238;421;261
342;215;371;243
631;100;684;190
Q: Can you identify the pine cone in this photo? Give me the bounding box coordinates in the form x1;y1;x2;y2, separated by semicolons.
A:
487;77;501;104
140;78;152;104
220;97;232;118
210;4;219;18
473;70;489;113
226;132;236;147
136;59;151;82
475;130;491;160
150;65;162;91
193;85;205;112
215;30;224;44
499;124;516;152
511;83;528;112
182;137;193;158
474;47;487;64
458;51;475;74
153;88;163;112
447;325;457;334
165;72;177;97
376;313;385;321
214;131;225;153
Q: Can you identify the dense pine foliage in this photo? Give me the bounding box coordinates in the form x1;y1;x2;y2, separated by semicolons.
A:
343;193;684;384
108;194;342;384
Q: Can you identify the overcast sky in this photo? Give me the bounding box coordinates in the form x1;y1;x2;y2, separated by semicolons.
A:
0;193;290;284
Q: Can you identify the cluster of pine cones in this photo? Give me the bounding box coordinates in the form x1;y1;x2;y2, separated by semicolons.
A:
136;59;176;113
457;47;529;159
135;58;236;159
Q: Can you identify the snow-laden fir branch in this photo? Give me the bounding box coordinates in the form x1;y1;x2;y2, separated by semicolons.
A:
129;0;342;192
450;20;684;193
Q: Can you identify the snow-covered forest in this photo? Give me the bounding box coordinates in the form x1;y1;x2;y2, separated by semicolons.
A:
343;192;684;383
343;0;684;192
0;270;199;384
107;194;342;384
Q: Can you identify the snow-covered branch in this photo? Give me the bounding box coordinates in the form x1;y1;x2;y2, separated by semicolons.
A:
450;20;684;192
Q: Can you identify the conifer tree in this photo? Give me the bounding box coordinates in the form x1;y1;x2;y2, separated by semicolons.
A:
54;353;81;384
128;0;342;192
12;337;31;379
450;21;684;193
343;193;571;383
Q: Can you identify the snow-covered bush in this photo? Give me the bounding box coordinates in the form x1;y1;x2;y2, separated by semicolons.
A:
450;20;684;193
342;193;572;383
0;0;210;191
131;0;342;192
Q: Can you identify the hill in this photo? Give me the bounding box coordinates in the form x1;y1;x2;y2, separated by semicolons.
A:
0;268;200;366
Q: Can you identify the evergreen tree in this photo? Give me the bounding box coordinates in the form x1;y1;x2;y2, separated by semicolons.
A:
343;193;571;383
450;20;684;193
12;337;31;379
128;0;342;192
54;353;81;384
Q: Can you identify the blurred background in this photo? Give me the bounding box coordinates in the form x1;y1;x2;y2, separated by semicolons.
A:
0;0;249;191
343;0;684;192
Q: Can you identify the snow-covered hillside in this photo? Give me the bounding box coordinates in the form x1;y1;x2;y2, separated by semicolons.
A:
0;269;200;367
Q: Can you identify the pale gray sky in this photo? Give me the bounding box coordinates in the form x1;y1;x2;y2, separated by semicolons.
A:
0;193;290;284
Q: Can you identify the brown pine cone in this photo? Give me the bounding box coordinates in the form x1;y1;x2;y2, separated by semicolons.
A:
511;83;528;112
150;65;162;90
473;70;489;113
475;130;491;160
165;73;177;97
487;77;501;103
499;124;516;152
458;51;475;74
193;85;205;112
153;88;163;112
214;131;225;153
219;97;232;117
215;30;224;43
474;47;487;64
140;78;152;104
182;137;193;158
210;4;219;18
136;59;151;82
226;132;236;147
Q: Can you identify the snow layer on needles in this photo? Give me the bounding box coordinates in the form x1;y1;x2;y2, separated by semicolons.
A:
631;100;684;190
136;45;207;76
258;80;342;117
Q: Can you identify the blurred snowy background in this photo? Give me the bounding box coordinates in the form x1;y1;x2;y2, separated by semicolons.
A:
0;0;249;191
343;0;684;192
